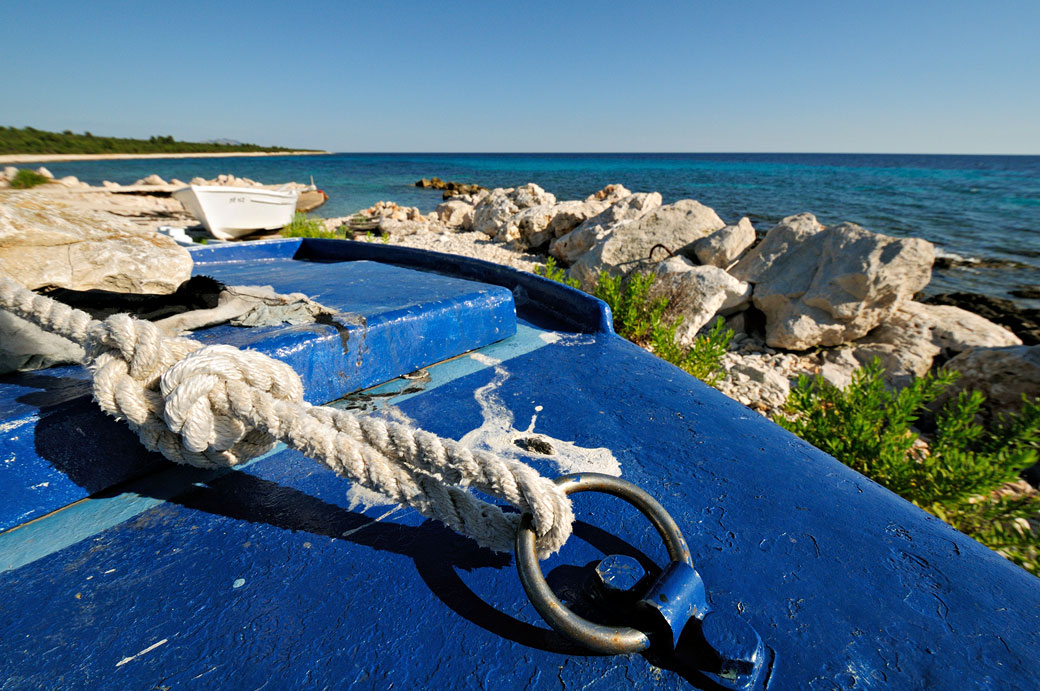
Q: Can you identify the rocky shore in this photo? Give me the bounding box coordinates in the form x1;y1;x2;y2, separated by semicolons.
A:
0;166;314;233
2;169;1036;428
324;182;1038;424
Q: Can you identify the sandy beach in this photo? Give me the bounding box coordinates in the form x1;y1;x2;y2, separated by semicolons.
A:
0;150;331;164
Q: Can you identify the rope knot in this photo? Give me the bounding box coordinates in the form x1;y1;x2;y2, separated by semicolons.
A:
159;344;305;462
0;275;575;555
85;314;303;468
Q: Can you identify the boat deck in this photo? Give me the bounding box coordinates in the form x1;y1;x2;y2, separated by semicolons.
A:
1;239;1037;689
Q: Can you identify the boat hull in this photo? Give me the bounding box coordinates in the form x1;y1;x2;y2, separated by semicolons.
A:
1;239;1037;688
172;185;299;240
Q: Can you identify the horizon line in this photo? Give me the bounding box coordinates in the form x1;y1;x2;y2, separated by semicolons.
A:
317;151;1040;157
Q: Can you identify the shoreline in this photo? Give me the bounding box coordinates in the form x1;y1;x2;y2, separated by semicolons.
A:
0;151;331;164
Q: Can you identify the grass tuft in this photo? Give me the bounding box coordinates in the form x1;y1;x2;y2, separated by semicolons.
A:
281;213;339;239
10;169;49;189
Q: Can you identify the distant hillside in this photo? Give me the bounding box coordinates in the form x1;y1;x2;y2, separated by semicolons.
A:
0;126;318;155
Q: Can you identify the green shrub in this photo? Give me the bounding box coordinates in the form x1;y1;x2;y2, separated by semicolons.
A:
593;271;733;386
10;169;49;189
281;213;338;239
534;257;580;289
534;260;733;386
779;359;1040;574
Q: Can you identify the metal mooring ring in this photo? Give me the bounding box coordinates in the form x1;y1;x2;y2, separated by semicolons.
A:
515;472;693;655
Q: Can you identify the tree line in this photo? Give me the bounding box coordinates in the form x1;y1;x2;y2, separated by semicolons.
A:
0;126;313;155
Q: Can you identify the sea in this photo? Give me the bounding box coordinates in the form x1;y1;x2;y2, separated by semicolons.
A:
37;153;1040;309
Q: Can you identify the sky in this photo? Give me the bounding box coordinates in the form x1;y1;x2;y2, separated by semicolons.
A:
1;0;1038;154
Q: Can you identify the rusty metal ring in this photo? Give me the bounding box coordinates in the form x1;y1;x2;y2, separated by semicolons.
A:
515;472;693;655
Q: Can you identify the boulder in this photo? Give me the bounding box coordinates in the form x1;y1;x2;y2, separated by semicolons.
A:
568;198;724;290
134;174;167;186
819;348;861;389
471;188;520;238
501;205;556;248
378;219;429;237
0;190;193;294
729;360;791;400
550;224;610;264
585;184;631;204
939;345;1040;417
58;175;81;187
650;256;751;344
923;292;1039;345
512;183;556;209
471;184;557;241
546;200;609;238
691;217;756;268
36;167;54;179
729;213;824;283
898;301;1021;352
435;199;475;229
569;192;663;238
848;311;941;388
735;218;934;350
3;167;18;181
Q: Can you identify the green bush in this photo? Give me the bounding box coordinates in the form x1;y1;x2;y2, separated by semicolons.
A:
534;260;733;386
779;359;1040;575
281;213;339;239
534;257;579;289
9;169;49;189
592;271;733;386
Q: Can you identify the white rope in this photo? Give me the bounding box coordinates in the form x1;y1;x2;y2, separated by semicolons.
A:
0;276;573;557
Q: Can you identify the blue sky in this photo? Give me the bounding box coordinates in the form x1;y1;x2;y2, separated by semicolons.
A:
1;1;1037;153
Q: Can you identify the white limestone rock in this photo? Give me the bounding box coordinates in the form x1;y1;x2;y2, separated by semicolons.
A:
568;198;724;290
502;204;557;248
0;190;192;293
729;360;791;399
546;200;609;238
848;311;941;387
729;213;824;283
134;174;167;186
472;184;558;241
939;345;1040;417
650;256;751;344
734;217;934;350
819;348;861;389
36;167;54;179
898;301;1022;351
585;184;632;204
435;199;476;229
378;218;430;237
512;183;556;209
550;223;612;264
471;188;521;238
691;217;756;268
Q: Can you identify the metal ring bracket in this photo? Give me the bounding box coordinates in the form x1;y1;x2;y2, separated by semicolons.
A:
515;472;693;655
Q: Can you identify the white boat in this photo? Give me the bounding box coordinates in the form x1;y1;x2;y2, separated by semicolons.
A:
172;185;299;240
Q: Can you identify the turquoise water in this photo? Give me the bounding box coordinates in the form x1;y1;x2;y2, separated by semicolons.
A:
39;153;1040;306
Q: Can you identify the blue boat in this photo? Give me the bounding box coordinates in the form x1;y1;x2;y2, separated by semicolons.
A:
1;238;1037;689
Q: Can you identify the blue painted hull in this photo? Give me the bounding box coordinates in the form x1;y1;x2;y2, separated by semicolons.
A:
1;239;1037;689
